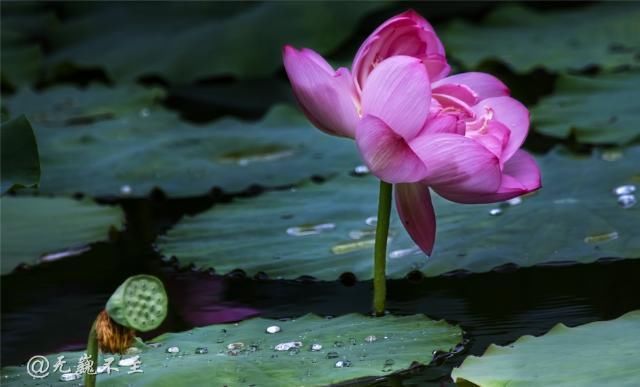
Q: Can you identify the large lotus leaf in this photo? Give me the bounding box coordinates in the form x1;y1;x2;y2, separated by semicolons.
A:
45;2;387;83
441;3;640;72
0;197;124;275
0;2;54;86
3;85;361;197
1;116;40;193
532;71;640;145
452;310;640;386
1;314;462;386
158;147;640;280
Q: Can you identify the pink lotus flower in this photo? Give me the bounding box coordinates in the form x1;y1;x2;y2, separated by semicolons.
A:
283;11;541;256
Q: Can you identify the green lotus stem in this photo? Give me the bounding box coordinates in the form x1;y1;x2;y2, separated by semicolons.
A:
373;181;392;316
84;320;98;387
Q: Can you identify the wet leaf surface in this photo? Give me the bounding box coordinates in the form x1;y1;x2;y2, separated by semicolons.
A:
1;314;462;386
0;197;124;275
3;85;361;197
158;147;640;280
452;310;640;386
532;71;640;145
442;3;640;72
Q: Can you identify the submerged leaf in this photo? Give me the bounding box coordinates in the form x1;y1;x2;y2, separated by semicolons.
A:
452;311;640;386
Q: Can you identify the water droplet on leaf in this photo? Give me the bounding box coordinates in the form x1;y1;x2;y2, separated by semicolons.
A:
617;194;636;209
59;372;81;382
365;216;378;226
326;351;339;359
335;360;352;368
266;325;281;334
195;347;209;355
166;346;179;354
613;184;636;196
274;341;302;351
489;208;502;216
364;335;377;343
286;223;335;237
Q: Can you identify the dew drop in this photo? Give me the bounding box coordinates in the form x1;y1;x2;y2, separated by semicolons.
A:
601;149;623;161
139;108;150;118
364;335;377;343
148;342;162;348
352;165;370;176
118;355;140;367
166;346;179;354
310;343;323;351
286;223;335;237
348;229;375;240
584;231;619;244
227;342;245;351
120;185;132;195
274;341;302;351
365;216;378;226
488;208;502;216
613;184;636;196
333;341;344;348
195;347;209;355
59;372;81;382
266;325;281;334
617;194;636;209
335;360;352;368
506;197;522;206
326;351;339;359
389;246;421;259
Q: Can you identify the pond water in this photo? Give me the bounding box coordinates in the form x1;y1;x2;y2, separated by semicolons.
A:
3;194;638;385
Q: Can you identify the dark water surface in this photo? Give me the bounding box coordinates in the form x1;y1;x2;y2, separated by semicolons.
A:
2;194;639;385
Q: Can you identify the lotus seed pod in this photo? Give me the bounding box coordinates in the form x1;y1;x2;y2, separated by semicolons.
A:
106;275;168;332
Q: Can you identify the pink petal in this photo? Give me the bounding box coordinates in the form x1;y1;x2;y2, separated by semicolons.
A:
395;183;436;255
352;10;448;91
473;96;530;160
467;120;511;162
282;46;359;138
419;114;461;136
361;56;431;140
434;149;541;204
355;115;427;183
433;72;509;101
409;133;502;193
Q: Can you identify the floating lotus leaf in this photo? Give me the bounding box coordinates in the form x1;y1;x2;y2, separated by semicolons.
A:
452;310;640;386
1;116;40;193
45;2;387;82
532;71;640;145
158;147;640;280
0;196;124;275
1;314;462;386
3;85;361;197
442;3;640;72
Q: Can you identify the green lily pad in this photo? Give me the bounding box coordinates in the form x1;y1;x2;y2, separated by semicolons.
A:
158;147;640;280
45;2;387;83
452;310;640;386
1;314;462;386
0;2;54;87
532;71;640;145
0;197;124;275
441;3;640;73
3;85;361;197
1;116;40;193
